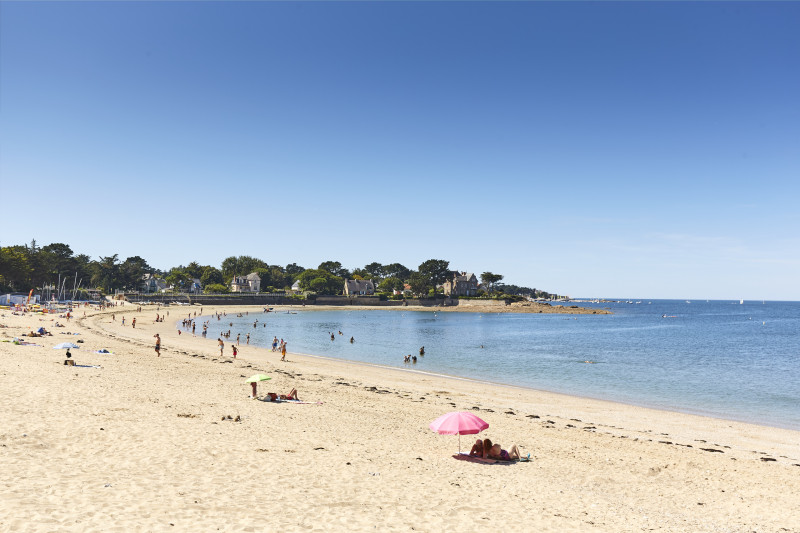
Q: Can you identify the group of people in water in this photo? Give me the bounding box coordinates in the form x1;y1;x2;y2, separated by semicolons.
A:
329;330;355;343
404;346;425;364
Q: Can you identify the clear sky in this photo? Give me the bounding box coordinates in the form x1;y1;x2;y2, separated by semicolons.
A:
2;2;798;300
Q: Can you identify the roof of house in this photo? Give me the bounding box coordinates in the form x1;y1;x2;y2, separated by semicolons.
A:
245;272;261;281
450;271;477;282
345;279;375;292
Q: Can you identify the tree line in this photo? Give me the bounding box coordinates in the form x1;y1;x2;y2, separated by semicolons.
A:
0;240;559;299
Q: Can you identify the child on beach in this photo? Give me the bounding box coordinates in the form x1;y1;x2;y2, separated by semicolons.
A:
154;333;161;357
281;342;287;361
232;345;238;359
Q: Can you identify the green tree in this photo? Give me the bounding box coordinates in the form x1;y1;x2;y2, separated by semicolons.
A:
297;269;343;295
363;262;385;281
203;283;229;294
184;261;204;279
166;268;192;291
408;272;430;296
378;277;404;292
119;256;150;291
201;267;224;287
221;255;268;281
90;255;120;293
384;263;410;281
418;259;450;295
0;246;32;291
308;277;328;293
350;268;368;279
269;266;290;289
285;263;305;277
318;261;350;279
40;243;77;278
480;272;504;294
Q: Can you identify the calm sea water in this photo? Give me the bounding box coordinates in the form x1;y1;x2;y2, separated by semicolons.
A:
198;300;800;430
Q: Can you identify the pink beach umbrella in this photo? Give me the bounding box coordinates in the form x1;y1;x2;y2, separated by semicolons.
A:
429;411;489;453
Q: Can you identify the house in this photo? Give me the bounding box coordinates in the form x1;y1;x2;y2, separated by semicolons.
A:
142;274;168;293
86;288;102;300
394;283;413;297
291;280;302;293
2;293;41;306
442;271;479;297
188;278;203;294
231;272;261;293
344;279;375;296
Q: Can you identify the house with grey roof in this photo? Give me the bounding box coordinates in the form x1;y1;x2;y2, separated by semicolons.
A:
442;271;479;296
344;279;375;296
231;272;261;293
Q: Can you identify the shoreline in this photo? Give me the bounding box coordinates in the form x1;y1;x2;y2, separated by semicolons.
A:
194;305;796;432
2;303;799;531
157;305;800;453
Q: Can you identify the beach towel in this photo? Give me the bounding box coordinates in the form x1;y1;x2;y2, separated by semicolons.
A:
453;453;517;465
257;398;322;405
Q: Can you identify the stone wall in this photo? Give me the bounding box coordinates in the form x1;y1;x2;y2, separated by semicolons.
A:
450;298;510;308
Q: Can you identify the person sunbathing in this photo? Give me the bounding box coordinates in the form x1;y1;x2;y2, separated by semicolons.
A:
281;388;299;400
487;443;521;461
469;439;484;457
265;389;300;402
482;438;493;458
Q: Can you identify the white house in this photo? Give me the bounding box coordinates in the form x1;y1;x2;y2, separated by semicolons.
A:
291;280;302;293
231;272;261;293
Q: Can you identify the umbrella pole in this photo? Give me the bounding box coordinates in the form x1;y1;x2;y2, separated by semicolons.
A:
458;434;461;454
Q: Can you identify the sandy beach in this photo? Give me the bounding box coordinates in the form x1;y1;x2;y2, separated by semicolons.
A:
2;304;798;532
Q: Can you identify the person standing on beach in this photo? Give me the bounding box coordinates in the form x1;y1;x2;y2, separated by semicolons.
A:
218;338;224;356
132;317;136;329
246;333;250;344
154;333;161;357
281;342;287;361
232;345;238;359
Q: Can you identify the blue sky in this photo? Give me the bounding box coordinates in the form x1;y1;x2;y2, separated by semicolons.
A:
2;2;798;300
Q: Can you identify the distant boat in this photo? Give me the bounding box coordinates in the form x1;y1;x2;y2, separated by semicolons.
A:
740;299;744;304
686;300;691;304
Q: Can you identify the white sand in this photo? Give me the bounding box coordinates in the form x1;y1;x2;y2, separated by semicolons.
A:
1;304;798;532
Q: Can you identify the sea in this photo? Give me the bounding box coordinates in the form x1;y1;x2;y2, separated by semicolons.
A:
196;300;800;430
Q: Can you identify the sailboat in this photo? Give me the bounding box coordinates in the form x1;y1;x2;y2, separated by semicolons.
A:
740;299;744;304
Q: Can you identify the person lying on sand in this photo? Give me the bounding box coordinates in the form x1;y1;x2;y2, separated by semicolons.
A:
487;443;521;462
265;389;299;402
469;439;484;457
